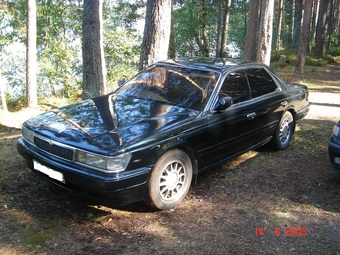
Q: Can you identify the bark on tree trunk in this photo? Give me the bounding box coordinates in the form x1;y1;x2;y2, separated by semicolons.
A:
257;0;274;65
197;0;210;57
216;0;222;57
139;0;171;70
82;0;107;100
243;0;259;61
220;0;231;57
315;0;331;57
295;0;314;74
168;3;175;58
275;0;283;51
291;0;303;46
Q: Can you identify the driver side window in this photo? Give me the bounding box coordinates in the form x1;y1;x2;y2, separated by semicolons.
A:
220;70;251;104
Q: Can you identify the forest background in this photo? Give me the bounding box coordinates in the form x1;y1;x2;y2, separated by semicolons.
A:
1;0;340;112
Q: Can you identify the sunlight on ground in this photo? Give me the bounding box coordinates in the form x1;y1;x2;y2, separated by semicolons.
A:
0;96;72;129
272;201;339;226
225;150;259;170
0;108;45;129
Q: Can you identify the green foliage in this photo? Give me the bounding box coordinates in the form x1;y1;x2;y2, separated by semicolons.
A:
103;1;144;91
270;61;289;69
0;0;27;44
38;38;82;98
6;96;27;111
327;48;340;57
173;1;201;56
272;47;339;67
271;47;299;63
105;0;145;32
305;56;329;66
104;29;140;92
228;0;249;52
0;47;26;99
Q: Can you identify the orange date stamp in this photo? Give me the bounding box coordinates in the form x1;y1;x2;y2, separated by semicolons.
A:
256;227;307;237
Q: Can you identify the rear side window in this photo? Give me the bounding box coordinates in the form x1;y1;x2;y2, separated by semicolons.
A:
245;68;278;98
220;70;251;104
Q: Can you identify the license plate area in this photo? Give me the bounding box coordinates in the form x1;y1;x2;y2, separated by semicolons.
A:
33;160;65;183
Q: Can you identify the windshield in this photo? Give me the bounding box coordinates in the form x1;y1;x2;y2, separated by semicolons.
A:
116;65;220;110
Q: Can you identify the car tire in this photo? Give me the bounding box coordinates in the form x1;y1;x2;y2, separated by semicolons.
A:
144;149;193;210
274;111;295;150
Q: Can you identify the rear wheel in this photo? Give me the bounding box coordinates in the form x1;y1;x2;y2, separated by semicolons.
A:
273;111;295;150
144;149;192;210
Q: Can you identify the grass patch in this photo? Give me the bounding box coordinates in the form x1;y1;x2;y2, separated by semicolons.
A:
0;177;9;191
23;225;67;247
23;229;50;246
221;171;240;180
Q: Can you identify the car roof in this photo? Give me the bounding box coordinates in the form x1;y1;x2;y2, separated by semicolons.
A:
157;57;253;72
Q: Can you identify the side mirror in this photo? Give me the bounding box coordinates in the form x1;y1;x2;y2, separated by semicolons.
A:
118;79;126;87
213;96;233;112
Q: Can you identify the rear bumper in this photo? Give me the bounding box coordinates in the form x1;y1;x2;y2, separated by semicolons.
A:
17;138;151;207
328;137;340;172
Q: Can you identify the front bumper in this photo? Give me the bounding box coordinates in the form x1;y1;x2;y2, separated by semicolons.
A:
17;138;152;207
328;136;340;172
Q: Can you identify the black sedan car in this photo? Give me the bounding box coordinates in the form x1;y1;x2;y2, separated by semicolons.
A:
17;58;310;210
329;120;340;172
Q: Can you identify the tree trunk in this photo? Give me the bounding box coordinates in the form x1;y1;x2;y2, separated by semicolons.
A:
309;0;319;52
26;0;38;108
326;0;334;50
82;0;107;100
315;0;331;57
243;0;259;61
291;0;303;46
195;0;210;57
295;0;314;74
335;0;340;47
275;0;283;50
289;0;295;45
257;0;274;65
168;2;175;58
216;0;222;57
219;0;231;57
139;0;171;70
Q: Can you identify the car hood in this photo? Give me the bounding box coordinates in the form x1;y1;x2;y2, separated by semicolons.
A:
24;94;198;154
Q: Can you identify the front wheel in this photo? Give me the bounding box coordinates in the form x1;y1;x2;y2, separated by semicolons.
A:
144;149;193;210
273;111;295;150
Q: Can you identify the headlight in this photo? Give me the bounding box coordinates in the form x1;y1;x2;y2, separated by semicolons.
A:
333;125;340;137
76;150;131;173
22;126;34;144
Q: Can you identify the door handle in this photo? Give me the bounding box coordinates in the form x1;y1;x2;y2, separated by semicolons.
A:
247;112;256;120
281;101;288;107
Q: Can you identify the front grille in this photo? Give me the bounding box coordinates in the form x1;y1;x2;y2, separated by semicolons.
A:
51;144;74;160
34;137;50;151
34;136;75;161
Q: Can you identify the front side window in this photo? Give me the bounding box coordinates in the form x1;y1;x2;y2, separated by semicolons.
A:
245;68;278;98
220;70;251;104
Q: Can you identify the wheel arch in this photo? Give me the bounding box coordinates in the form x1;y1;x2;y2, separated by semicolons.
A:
285;108;297;133
156;142;198;176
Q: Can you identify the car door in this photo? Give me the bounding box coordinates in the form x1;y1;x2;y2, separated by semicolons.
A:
204;69;258;168
244;67;287;143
